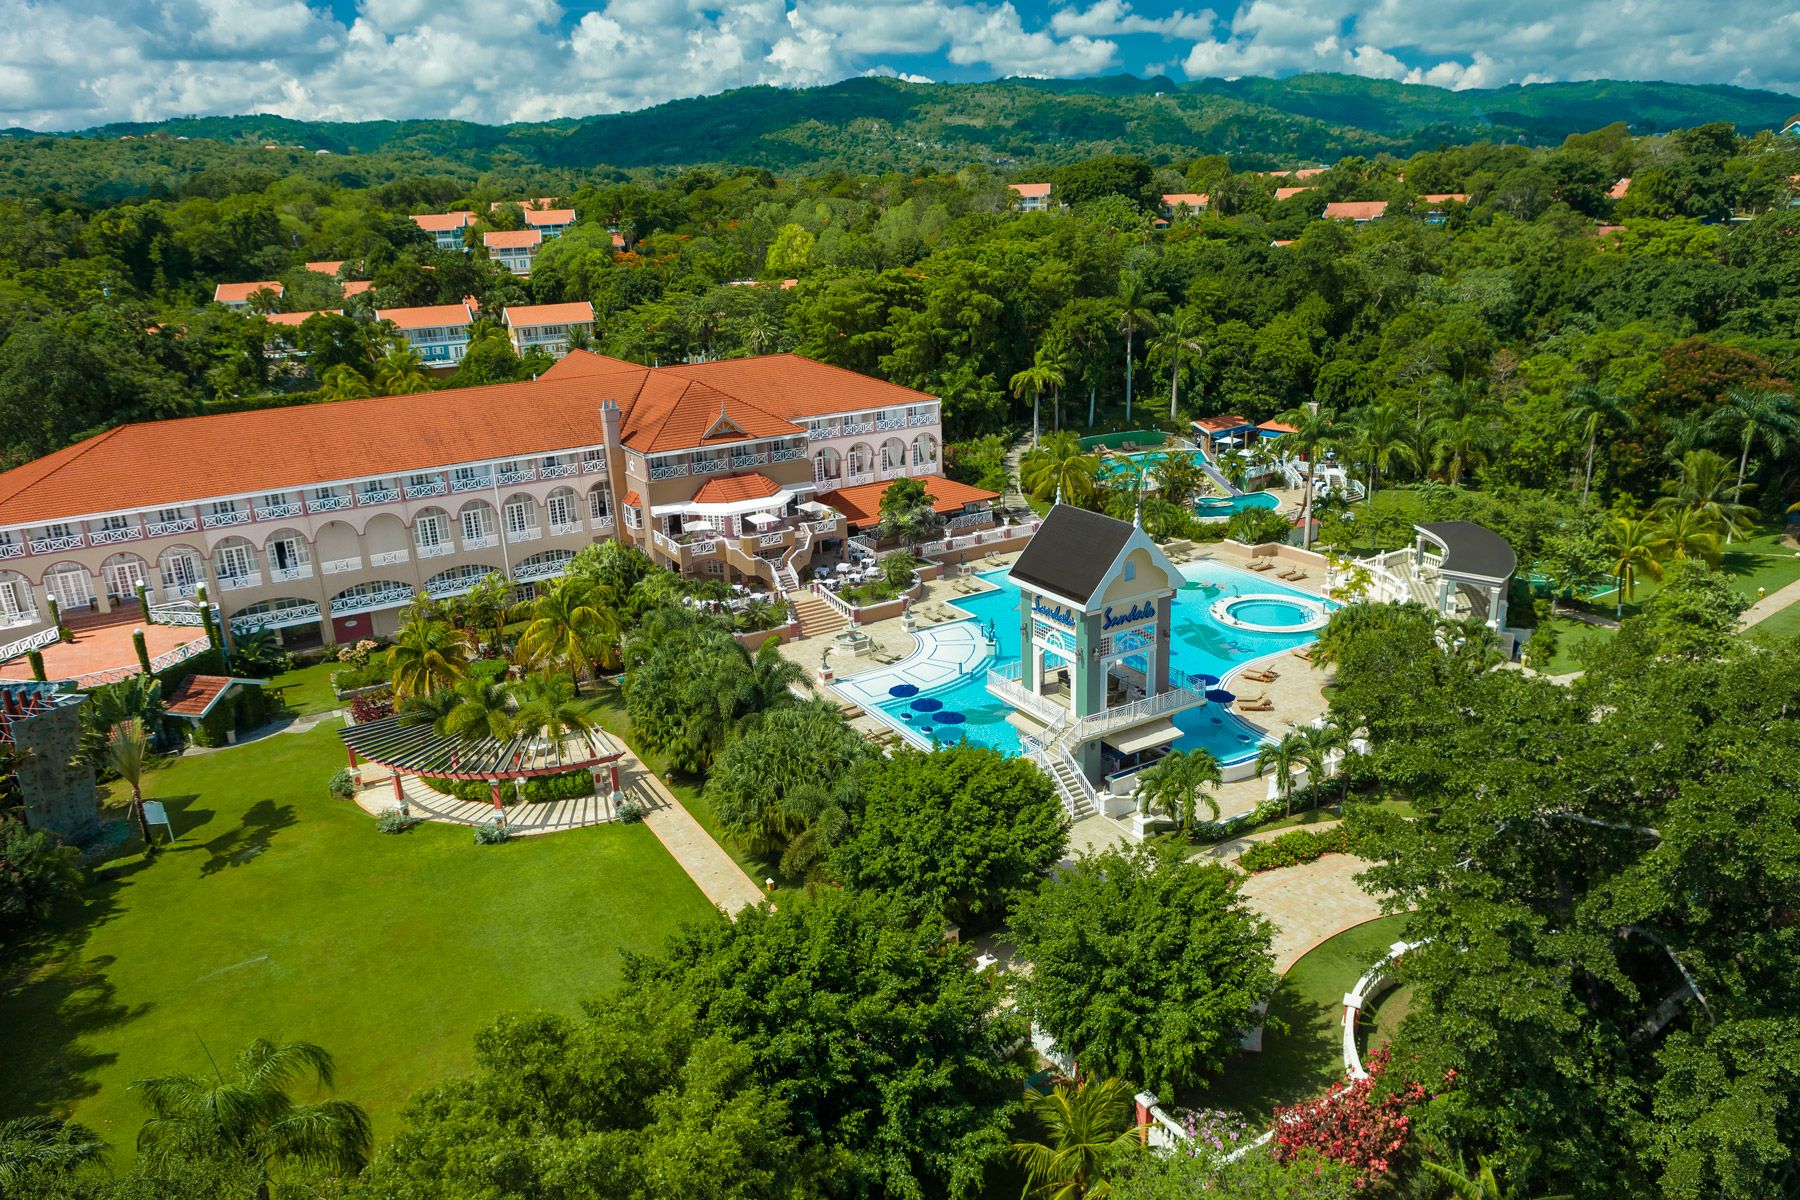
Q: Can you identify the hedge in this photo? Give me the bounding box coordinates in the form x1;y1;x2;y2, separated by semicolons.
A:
1237;825;1369;873
187;681;272;748
422;769;595;805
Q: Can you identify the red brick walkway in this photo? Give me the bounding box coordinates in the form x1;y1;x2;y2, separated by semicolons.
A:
0;614;207;682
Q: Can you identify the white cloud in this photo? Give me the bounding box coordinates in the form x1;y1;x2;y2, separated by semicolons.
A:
1049;0;1216;40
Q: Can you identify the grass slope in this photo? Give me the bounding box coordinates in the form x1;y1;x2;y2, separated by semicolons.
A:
0;719;717;1159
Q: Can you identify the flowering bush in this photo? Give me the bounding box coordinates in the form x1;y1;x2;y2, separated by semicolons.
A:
1272;1048;1438;1189
348;690;393;724
1177;1107;1257;1158
1239;826;1356;872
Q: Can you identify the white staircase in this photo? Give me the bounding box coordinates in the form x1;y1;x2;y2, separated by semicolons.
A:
1041;750;1097;821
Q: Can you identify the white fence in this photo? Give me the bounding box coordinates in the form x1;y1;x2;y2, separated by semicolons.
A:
0;625;60;664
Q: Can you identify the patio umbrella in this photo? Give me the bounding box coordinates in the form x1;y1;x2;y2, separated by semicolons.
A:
888;683;919;698
745;511;780;527
836;562;855;574
1205;688;1236;704
910;697;943;713
932;711;966;725
1196;672;1221;686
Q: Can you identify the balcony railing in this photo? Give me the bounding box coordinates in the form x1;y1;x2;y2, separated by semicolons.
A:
986;664;1067;727
89;526;142;545
875;416;906;431
0;625;59;663
202;510;249;529
1067;679;1208;744
549;521;584;536
368;549;410;567
581;455;607;474
217;572;263;591
146;517;198;537
844;420;875;435
308;495;352;512
416;542;456;558
907;412;936;426
693;457;730;475
269;563;313;583
404;479;448;499
770;445;805;462
231;602;319;635
648;461;689;481
159;582;200;602
451;474;492;493
495;467;536;485
592;514;615;530
357;488;402;506
513;557;571;582
731;451;769;468
539;462;578;479
320;557;363;575
330;585;415;616
425;576;480;599
843;470;875;487
0;543;24;560
30;534;85;554
506;526;542;544
463;532;498;550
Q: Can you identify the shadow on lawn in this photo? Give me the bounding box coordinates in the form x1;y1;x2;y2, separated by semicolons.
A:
0;859;158;1117
1192;974;1340;1121
157;797;299;879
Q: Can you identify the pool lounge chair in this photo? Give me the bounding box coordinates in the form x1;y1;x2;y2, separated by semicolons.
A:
1236;694;1274;712
1278;566;1306;581
1241;667;1278;683
1246;559;1276;572
1291;646;1314;663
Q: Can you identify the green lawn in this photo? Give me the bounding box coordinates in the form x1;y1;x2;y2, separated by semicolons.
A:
1750;597;1800;638
266;660;344;717
0;719;717;1159
1198;914;1411;1121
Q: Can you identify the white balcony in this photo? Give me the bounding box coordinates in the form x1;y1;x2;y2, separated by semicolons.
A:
269;563;314;583
513;557;571;582
330;585;414;616
0;542;24;559
405;479;448;499
692;458;730;475
217;572;263;591
357;488;402;506
255;502;304;521
146;517;199;537
30;534;85;554
202;510;249;529
368;549;410;567
593;514;615;530
580;455;607;474
875;416;906;431
320;557;363;575
451;474;493;493
463;533;498;550
730;451;769;468
506;526;542;544
415;542;456;558
309;495;352;512
907;412;936;426
648;462;689;481
231;601;320;635
89;526;142;545
495;468;536;485
549;521;584;536
539;462;578;479
770;446;805;462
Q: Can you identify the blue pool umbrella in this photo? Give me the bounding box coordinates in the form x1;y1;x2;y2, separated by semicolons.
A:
1196;673;1221;686
910;697;944;712
887;683;920;698
933;711;966;725
1206;688;1237;704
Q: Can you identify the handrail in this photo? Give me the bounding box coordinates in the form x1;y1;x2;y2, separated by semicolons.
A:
0;625;59;664
1066;679;1206;742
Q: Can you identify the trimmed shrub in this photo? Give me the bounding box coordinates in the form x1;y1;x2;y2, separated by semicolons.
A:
424;776;493;803
376;808;421;834
327;768;357;799
1237;825;1368;873
465;657;510;682
348;690;394;724
616;798;648;824
473;819;510;845
521;770;594;804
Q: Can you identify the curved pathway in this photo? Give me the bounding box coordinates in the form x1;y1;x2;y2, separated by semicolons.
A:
1236;853;1388;973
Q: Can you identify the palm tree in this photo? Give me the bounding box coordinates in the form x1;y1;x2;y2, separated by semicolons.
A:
1423;1155;1570;1200
732;637;810;720
1009;1076;1144;1200
1432;412;1500;487
1157;311;1204;421
1348;402;1416;501
1021;432;1101;506
1604;514;1664;608
318;364;372;401
1115;271;1163;424
1298;720;1350;804
386;617;470;700
1276;403;1343;551
439;676;519;743
1254;729;1311;817
1563;384;1635;503
1710;388;1800;540
106;719;153;845
509;673;595;750
0;1116;105;1191
372;346;431;395
513;578;619;693
1440;614;1504;673
1149;453;1205;508
1649;506;1724;567
1135;748;1222;836
1011;346;1066;449
1654;449;1756;542
132;1038;371;1199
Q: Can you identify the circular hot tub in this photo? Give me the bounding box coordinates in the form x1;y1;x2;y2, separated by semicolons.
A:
1210;593;1332;633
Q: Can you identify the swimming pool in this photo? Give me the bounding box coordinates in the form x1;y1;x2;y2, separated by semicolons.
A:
1097;451;1279;519
863;561;1328;764
1194;492;1280;517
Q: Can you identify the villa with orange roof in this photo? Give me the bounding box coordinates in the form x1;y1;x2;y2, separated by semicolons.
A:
411;212;475;250
483;229;542;275
0;352;976;648
263;310;344;357
1323;200;1388;223
1419;193;1469;225
1273;186;1313;202
522;208;576;238
377;302;475;367
1008;182;1053;212
503;303;595;358
1161;193;1209;220
214;282;284;311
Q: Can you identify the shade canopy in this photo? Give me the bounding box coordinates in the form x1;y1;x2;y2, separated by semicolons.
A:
910;697;944;712
888;683;920;698
340;715;624;779
1205;688;1236;704
1105;717;1181;755
744;511;780;527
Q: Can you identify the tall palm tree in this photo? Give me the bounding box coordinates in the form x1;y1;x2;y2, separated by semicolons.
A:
1604;514;1665;608
1009;1076;1144;1200
1276;403;1344;551
1563;384;1636;504
732;637;810;720
386;617;470;700
1348;402;1416;501
132;1038;371;1199
1709;388;1799;542
371;345;430;395
513;578;620;694
1432;412;1500;487
1655;449;1756;542
0;1116;105;1192
318;364;372;401
1149;453;1205;507
509;673;595;750
438;676;519;743
1298;721;1350;804
1011;346;1066;449
106;719;153;845
1115;271;1163;424
1649;506;1724;567
1157;311;1204;421
1135;748;1222;836
1021;432;1101;506
1254;729;1311;817
1439;614;1504;673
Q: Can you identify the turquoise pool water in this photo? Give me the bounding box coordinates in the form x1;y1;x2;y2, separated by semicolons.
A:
1096;451;1279;519
1226;597;1314;628
872;562;1327;764
1195;492;1280;516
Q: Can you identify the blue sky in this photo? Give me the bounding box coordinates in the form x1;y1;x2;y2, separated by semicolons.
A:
1;0;1794;129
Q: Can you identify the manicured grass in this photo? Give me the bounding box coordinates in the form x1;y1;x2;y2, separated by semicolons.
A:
1198;914;1411;1121
266;660;344;717
1364;983;1414;1056
1537;615;1618;675
1750;597;1800;638
0;720;717;1159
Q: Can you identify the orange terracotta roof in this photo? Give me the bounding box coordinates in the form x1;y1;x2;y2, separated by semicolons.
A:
622;490;641;507
1162;193;1208;209
304;260;345;275
264;309;342;326
522;208;576;227
691;472;784;504
377;303;473;330
342;280;373;296
165;674;258;718
1270;239;1295;247
1262;168;1325;179
1273;186;1313;201
412;212;473;232
1608;178;1631;199
504;302;594;328
1009;182;1052;198
818;474;997;523
611;233;625;248
1257;420;1297;434
1193;413;1254;432
215;282;283;303
1420;193;1468;204
658;354;934;425
1323;201;1388;220
483;229;542;249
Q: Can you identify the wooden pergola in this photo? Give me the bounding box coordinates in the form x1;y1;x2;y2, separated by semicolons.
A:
338;715;626;824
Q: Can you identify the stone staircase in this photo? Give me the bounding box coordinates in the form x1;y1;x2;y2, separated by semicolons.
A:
790;591;849;639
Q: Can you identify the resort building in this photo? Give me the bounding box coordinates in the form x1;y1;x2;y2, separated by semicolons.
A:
0;351;977;648
523;208;576;238
1608;178;1632;200
1161;193;1209;219
305;260;346;277
377;302;476;367
215;282;284;311
1361;521;1518;634
503;303;595;358
411;212;475;250
1273;186;1314;202
483;229;542;275
1323;201;1388;223
1009;182;1053;212
1419;193;1468;225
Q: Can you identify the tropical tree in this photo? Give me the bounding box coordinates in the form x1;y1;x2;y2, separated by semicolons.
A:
730;636;811;721
1276;403;1344;551
80;673;165;764
318;363;372;401
1654;448;1757;542
385;617;470;700
1134;748;1222;835
372;345;431;395
876;476;946;549
1157;311;1204;420
131;1038;371;1198
1299;720;1351;805
1709;387;1800;537
1254;728;1311;816
508;673;594;749
1347;401;1416;501
105;719;153;845
1423;1155;1570;1200
1148;452;1205;508
1021;431;1101;506
513;578;619;692
1115;271;1162;424
1649;506;1724;567
1604;513;1665;605
1012;344;1067;449
1563;383;1636;503
0;1115;105;1192
436;676;518;743
1010;1076;1145;1200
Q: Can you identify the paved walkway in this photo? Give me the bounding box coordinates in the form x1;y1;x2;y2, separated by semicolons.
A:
1237;853;1388;972
619;754;766;918
1741;573;1800;627
353;774;621;835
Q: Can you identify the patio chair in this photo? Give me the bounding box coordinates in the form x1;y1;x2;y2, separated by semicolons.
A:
1282;567;1309;581
1246;559;1276;573
1237;695;1274;712
1242;667;1278;683
1291;646;1314;663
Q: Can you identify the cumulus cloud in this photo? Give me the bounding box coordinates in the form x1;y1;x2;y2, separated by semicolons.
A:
1049;0;1216;40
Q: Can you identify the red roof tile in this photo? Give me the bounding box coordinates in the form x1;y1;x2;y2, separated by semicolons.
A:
1420;193;1468;204
215;282;283;303
377;303;473;330
1009;182;1051;198
522;209;576;227
264;309;342;326
504;302;593;328
1257;419;1297;434
342;280;373;296
1162;193;1209;209
483;229;542;249
817;474;997;523
411;212;473;232
1273;186;1313;201
304;260;345;275
622;490;641;507
165;674;253;718
1193;413;1253;432
1323;201;1388;221
1608;178;1631;199
691;472;784;504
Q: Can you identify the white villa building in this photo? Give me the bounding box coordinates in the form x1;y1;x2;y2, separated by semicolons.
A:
411;212;474;250
377;303;476;367
483;230;541;275
504;303;595;358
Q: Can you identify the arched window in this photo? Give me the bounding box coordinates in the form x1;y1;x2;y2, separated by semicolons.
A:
158;547;204;598
100;552;149;600
43;562;93;612
545;488;579;531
